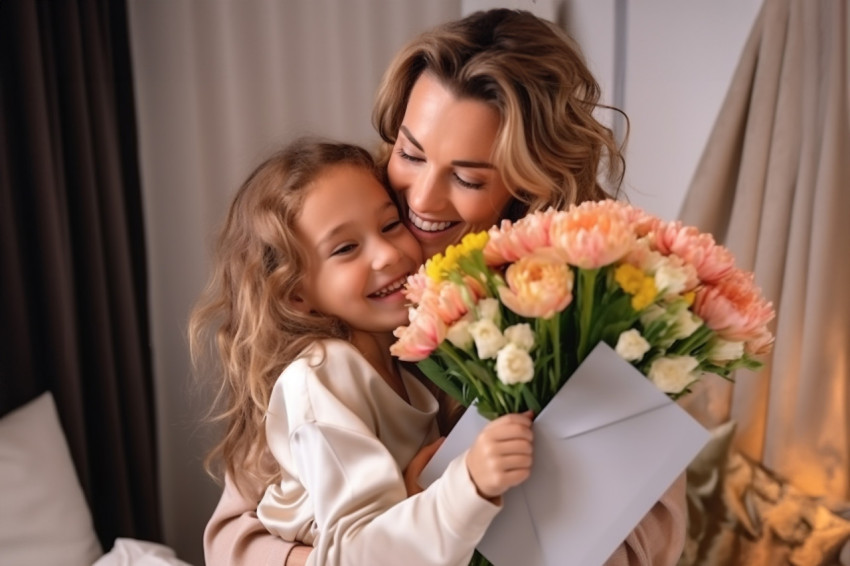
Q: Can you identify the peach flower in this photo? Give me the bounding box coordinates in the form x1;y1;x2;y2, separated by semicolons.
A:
692;269;775;342
390;310;447;362
548;200;636;269
498;253;574;319
484;208;559;266
653;221;735;284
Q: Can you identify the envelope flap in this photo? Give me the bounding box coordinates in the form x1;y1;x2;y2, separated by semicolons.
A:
535;342;671;439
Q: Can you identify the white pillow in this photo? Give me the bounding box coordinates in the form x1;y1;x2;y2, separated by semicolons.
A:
0;392;103;566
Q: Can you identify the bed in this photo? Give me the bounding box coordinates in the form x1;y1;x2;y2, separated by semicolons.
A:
0;392;191;566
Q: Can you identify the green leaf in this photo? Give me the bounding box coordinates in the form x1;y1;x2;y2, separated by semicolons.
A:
416;358;467;407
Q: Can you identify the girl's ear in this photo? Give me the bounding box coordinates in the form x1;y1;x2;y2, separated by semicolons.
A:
288;292;313;315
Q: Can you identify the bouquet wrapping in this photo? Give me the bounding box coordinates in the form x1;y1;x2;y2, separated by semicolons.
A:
391;200;775;565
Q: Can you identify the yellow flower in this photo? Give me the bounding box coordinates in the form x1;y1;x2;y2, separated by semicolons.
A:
615;264;657;311
459;231;489;254
631;276;657;311
614;264;644;294
424;232;489;283
425;253;446;282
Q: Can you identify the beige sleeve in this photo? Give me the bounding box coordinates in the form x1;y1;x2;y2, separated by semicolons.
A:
603;472;688;566
204;472;297;566
260;419;500;566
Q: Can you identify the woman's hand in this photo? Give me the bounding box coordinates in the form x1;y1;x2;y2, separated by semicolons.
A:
466;411;534;499
403;437;445;496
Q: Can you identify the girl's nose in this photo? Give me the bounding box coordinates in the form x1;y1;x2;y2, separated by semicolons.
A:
372;237;403;271
404;166;445;214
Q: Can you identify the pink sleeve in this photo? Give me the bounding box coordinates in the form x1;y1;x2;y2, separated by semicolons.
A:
204;472;297;566
603;472;688;566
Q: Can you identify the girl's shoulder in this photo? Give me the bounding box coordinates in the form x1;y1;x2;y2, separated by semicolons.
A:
276;338;382;414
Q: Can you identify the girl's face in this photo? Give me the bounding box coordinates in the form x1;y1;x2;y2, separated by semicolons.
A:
386;73;515;260
295;164;423;335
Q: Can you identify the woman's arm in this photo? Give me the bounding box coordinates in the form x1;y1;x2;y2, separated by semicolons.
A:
603;472;688;566
204;471;311;566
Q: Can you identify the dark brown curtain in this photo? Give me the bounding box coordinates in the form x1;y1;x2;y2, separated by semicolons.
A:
0;0;162;551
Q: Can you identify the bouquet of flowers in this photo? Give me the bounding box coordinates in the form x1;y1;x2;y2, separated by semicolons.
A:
391;199;775;418
391;200;775;566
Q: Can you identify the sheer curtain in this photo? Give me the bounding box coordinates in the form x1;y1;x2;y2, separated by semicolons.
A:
127;1;462;561
679;0;850;500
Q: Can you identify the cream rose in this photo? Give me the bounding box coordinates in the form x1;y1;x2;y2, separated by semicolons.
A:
647;355;699;394
469;319;507;359
496;343;535;385
615;329;651;362
446;319;474;351
504;323;535;351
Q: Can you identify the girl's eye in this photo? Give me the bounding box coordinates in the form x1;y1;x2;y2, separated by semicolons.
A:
396;149;424;163
382;219;402;233
454;173;485;190
331;243;356;257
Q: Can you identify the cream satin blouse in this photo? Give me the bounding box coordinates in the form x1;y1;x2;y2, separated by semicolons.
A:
257;339;501;566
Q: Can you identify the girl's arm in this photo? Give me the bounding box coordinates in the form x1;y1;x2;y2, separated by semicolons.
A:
204;471;310;566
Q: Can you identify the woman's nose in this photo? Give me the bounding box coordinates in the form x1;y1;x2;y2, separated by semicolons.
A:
405;167;445;213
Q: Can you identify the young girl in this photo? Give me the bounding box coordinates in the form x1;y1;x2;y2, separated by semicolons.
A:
190;138;534;566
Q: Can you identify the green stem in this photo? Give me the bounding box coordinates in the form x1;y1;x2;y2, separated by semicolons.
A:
437;343;487;400
577;268;599;363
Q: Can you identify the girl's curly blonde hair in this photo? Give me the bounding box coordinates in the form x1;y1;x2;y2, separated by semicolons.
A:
189;138;385;491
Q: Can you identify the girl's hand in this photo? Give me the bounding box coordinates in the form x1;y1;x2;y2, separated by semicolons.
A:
403;437;445;496
466;411;534;499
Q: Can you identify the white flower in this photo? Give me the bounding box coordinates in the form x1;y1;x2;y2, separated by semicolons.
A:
477;298;502;325
496;343;535;385
468;319;507;359
670;308;702;340
503;323;535;351
615;329;651;362
706;338;745;362
654;260;691;296
446;319;474;351
647;355;700;394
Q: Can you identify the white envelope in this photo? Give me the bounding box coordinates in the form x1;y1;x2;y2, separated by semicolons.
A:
420;341;710;566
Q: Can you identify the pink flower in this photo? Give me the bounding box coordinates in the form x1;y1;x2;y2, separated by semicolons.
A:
621;204;663;238
693;269;775;342
420;281;473;327
403;267;433;304
745;327;775;356
653;222;735;284
498;253;574;319
548;200;636;269
390;310;447;362
484;208;558;266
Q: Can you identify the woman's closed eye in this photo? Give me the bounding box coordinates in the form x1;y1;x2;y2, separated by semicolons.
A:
454;173;485;190
396;148;424;163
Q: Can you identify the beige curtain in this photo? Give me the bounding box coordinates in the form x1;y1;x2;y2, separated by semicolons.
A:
679;0;850;501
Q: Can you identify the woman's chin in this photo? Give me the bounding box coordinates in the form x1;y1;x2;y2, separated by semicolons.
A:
411;228;460;259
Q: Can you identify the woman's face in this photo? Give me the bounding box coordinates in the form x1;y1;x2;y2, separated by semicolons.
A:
386;73;514;259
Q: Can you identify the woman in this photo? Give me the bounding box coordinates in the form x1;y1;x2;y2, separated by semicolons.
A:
203;9;686;566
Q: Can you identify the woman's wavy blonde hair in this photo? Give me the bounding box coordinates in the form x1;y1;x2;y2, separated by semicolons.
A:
189;138;385;490
373;8;627;219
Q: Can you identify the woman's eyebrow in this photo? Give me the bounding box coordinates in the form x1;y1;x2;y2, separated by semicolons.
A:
399;125;424;151
399;125;494;169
